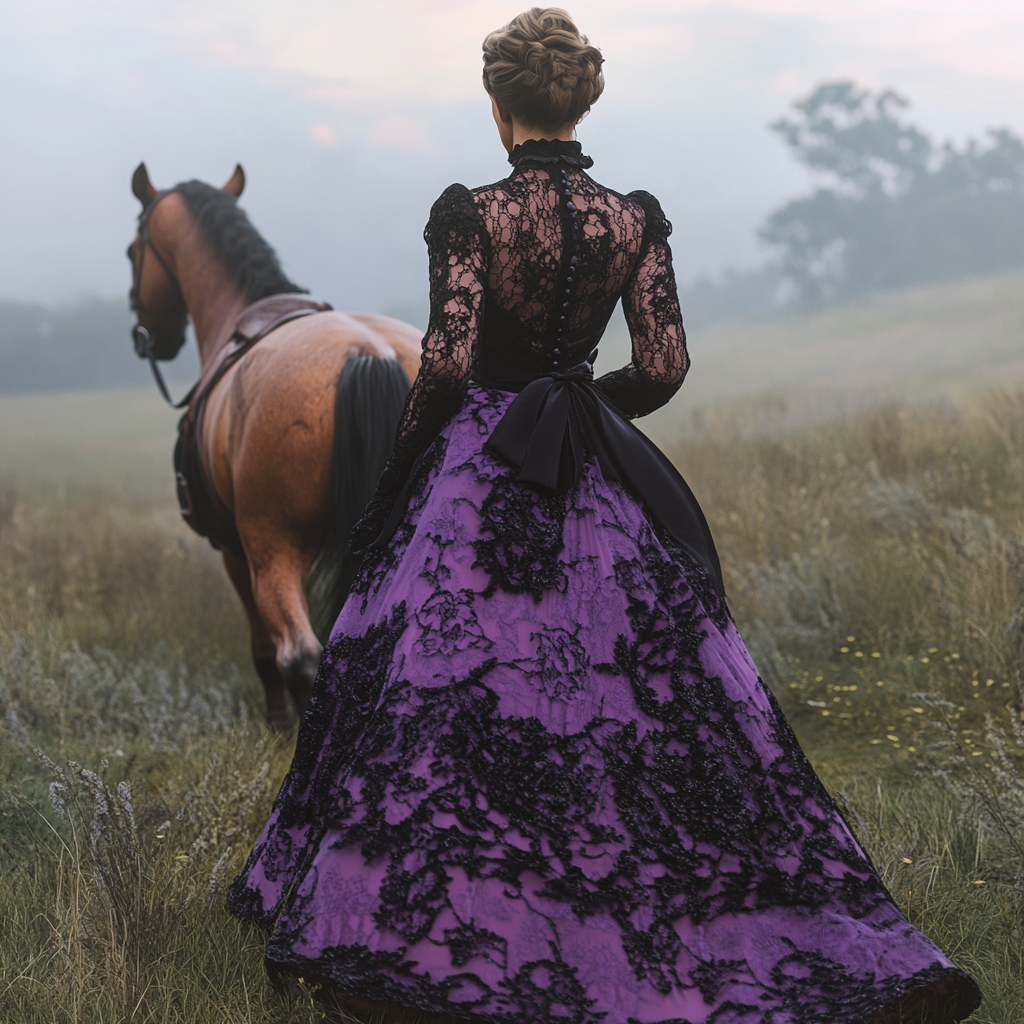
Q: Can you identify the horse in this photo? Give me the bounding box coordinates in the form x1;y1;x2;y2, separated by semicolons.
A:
127;163;421;729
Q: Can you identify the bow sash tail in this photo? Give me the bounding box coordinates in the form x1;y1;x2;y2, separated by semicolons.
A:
483;369;725;598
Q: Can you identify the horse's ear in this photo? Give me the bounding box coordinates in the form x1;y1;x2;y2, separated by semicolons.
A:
132;162;158;207
222;164;245;198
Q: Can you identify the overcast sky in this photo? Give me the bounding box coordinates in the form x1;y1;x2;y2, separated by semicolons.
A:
2;0;1023;312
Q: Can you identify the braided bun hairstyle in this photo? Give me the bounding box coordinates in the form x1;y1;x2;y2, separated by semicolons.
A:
482;8;604;131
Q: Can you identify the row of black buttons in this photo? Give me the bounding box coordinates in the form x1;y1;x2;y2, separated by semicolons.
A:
553;167;579;371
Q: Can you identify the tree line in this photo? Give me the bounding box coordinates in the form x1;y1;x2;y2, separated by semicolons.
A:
680;80;1024;322
2;82;1022;394
760;80;1024;303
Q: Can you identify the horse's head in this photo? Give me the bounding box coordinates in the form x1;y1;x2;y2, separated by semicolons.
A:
127;162;245;362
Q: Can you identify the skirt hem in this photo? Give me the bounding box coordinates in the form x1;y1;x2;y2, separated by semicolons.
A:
262;949;982;1024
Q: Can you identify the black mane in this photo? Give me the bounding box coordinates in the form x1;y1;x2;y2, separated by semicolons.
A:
173;180;306;301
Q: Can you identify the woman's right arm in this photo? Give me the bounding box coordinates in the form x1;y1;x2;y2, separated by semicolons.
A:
348;184;488;551
593;191;689;419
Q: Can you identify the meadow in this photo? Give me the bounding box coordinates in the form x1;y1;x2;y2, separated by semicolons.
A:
2;275;1024;1022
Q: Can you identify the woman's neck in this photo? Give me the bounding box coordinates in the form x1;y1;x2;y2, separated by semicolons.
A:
511;125;575;148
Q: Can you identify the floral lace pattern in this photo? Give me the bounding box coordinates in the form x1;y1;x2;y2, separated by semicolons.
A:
350;141;689;550
231;385;980;1024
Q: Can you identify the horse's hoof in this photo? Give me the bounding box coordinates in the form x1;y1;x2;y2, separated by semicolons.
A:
266;706;294;733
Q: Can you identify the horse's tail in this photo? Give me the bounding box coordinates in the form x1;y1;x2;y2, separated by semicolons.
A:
306;355;410;642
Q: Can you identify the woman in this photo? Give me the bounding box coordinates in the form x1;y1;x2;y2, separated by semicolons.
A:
229;9;981;1023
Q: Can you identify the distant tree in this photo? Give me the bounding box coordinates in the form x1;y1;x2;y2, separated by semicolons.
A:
760;81;1024;301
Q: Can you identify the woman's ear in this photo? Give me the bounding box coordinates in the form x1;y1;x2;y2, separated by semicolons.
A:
489;92;515;153
491;95;513;125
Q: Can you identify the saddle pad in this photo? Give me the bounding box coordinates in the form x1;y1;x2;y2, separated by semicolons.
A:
235;294;331;344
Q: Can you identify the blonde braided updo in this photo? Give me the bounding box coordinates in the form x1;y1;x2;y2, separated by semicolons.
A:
482;8;605;132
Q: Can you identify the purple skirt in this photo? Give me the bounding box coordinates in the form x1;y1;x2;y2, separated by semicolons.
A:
229;386;980;1024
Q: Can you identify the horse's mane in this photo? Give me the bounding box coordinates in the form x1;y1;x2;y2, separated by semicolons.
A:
174;180;307;301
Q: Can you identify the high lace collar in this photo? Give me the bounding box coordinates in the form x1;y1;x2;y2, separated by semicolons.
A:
507;138;594;170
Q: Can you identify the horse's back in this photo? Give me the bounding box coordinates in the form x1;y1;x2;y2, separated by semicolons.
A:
235;309;421;382
203;310;421;537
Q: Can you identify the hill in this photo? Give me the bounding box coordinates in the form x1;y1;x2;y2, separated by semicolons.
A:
623;268;1024;442
2;268;1023;495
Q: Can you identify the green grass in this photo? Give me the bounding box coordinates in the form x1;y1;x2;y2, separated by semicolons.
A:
2;340;1024;1019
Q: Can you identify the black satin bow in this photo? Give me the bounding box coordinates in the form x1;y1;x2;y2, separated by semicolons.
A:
485;365;600;493
484;366;725;598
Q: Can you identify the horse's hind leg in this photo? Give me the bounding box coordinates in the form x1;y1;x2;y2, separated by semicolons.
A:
222;550;292;730
247;541;322;725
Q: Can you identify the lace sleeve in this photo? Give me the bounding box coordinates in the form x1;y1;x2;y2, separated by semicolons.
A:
349;183;488;551
593;191;689;419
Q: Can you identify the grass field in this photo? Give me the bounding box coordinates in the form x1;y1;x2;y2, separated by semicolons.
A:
2;278;1024;1022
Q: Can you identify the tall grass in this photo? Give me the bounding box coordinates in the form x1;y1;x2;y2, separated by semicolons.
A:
0;493;335;1021
0;492;252;670
672;394;1024;763
2;392;1024;1021
0;644;327;1021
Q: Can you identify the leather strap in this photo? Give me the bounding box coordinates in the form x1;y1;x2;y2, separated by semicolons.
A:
174;294;333;553
189;295;333;419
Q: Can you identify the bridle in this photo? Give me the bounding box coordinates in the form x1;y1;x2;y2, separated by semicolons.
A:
129;190;194;408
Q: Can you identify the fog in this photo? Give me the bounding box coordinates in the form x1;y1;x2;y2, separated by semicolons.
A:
3;0;1023;316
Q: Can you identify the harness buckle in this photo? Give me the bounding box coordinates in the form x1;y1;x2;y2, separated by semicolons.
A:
175;471;194;517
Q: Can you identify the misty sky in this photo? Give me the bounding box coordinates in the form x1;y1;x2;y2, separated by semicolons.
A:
2;0;1023;315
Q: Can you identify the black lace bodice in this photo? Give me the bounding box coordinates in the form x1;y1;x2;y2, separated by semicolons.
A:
351;138;689;549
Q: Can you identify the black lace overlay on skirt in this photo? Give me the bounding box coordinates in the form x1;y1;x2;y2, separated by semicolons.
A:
229;388;980;1024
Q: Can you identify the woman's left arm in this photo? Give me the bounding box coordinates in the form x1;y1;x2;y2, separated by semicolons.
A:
593;190;688;419
349;184;488;552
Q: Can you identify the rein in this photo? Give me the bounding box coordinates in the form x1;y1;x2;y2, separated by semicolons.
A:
130;190;195;408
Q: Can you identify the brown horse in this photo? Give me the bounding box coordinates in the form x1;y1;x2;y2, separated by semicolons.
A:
127;163;421;729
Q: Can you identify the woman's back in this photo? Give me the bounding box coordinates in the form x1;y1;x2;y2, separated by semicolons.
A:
474;156;644;337
422;139;688;419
